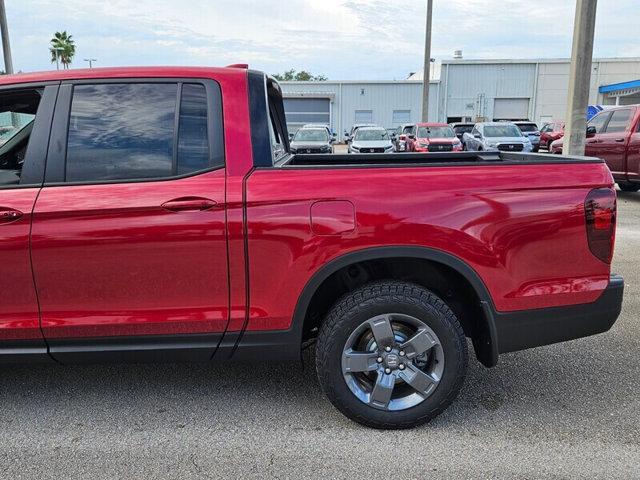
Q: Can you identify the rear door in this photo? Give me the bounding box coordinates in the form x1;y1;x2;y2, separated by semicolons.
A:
626;111;640;182
31;80;229;358
0;85;56;355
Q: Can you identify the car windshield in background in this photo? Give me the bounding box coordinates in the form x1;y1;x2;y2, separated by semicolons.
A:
516;123;538;132
417;126;455;138
484;125;522;137
294;129;328;142
0;113;35;148
453;125;473;134
355;129;388;140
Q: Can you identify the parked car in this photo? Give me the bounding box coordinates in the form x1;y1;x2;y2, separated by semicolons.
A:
344;123;377;143
289;127;333;154
540;121;565;150
302;123;335;141
347;126;395;153
406;123;463;152
463;122;534;152
550;105;640;192
513;121;541;152
392;123;415;152
0;66;623;430
450;122;474;144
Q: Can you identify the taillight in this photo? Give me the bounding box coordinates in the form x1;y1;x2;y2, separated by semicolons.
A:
584;188;617;263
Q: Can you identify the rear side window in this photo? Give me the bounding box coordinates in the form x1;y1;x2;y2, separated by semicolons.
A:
65;82;222;183
605;109;632;133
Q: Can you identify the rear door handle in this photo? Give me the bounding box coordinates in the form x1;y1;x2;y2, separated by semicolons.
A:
614;138;625;142
161;197;217;212
0;207;23;224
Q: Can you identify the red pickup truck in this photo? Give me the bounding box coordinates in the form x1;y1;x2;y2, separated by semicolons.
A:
0;66;623;429
551;105;640;192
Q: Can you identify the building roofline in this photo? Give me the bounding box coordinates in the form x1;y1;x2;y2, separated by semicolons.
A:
599;79;640;93
280;79;438;85
439;56;640;65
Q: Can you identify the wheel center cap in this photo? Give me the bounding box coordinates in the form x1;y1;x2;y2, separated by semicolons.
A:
384;353;400;369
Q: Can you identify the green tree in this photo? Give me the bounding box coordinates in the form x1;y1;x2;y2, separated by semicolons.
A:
272;69;327;81
49;31;76;69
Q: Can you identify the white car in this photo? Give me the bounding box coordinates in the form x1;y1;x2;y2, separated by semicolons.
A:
462;122;533;152
348;127;395;153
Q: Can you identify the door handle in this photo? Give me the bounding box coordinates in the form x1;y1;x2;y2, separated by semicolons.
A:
161;197;217;212
614;138;625;142
0;207;23;224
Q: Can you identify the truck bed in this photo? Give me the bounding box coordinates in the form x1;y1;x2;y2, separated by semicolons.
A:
281;151;603;167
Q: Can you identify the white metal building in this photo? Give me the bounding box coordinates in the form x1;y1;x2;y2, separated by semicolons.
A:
280;57;640;135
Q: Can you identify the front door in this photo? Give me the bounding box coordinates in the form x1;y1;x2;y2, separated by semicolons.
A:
595;108;634;178
0;85;57;355
31;80;229;358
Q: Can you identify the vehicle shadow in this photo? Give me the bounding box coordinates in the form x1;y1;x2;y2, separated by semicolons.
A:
0;333;636;440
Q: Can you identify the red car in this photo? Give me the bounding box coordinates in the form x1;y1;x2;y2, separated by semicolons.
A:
540;121;565;150
550;105;640;192
406;122;463;152
0;66;623;429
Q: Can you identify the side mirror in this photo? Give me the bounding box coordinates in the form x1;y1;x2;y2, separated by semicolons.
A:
288;133;294;141
408;134;416;140
474;133;481;139
586;125;597;137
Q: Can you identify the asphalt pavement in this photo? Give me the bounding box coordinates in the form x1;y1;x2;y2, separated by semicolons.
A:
1;191;639;479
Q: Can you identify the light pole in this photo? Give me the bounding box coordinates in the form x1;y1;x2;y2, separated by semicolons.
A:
563;0;598;156
421;0;433;122
54;47;64;70
84;58;97;68
0;0;13;74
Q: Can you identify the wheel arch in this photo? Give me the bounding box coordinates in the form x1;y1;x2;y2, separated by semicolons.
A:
293;246;499;367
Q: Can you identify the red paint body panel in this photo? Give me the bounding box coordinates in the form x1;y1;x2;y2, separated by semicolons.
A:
0;189;43;341
31;170;229;338
245;164;614;331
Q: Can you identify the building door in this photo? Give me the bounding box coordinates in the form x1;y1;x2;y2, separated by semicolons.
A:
283;98;331;133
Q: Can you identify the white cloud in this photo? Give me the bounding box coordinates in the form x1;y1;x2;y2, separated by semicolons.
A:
5;0;640;79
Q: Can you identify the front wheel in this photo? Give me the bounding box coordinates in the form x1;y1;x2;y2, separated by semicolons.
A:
315;281;468;429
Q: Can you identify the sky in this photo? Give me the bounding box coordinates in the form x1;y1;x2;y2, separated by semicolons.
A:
6;0;640;80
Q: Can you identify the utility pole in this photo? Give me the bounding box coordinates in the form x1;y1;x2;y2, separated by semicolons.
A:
84;58;97;68
0;0;13;74
563;0;598;156
421;0;433;122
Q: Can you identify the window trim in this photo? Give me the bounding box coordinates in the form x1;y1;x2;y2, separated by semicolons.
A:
0;83;59;190
43;77;225;187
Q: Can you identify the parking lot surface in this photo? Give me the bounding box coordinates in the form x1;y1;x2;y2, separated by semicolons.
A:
1;192;639;479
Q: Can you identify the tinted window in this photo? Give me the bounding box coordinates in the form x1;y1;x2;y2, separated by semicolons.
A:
588;112;610;134
0;89;41;186
67;83;177;182
605;109;632;133
177;84;209;175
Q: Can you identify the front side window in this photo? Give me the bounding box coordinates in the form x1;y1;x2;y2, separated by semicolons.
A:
0;89;41;186
66;82;219;183
587;112;611;134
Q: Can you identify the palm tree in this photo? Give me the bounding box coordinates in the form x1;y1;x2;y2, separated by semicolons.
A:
49;31;76;70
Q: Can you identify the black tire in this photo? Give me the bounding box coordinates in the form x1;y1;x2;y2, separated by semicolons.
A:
315;281;468;429
618;182;640;192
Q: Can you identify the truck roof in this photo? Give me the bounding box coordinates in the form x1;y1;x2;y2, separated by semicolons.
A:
0;66;245;86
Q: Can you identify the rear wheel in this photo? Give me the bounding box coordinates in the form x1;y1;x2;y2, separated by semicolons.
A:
618;182;640;192
315;281;467;429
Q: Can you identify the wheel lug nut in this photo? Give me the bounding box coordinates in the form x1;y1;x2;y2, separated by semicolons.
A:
376;357;383;363
384;368;391;374
384;346;392;352
399;364;405;370
399;350;405;356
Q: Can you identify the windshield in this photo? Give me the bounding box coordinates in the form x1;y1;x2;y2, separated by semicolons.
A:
484;125;522;137
417;126;455;138
293;129;328;142
0;113;35;148
452;125;473;134
354;129;389;141
516;123;538;132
